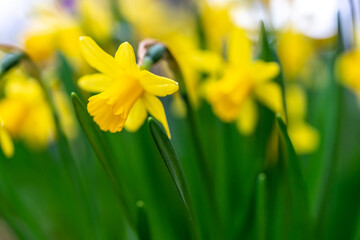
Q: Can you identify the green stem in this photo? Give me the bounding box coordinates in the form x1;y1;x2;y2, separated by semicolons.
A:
72;93;136;229
148;117;201;240
166;51;222;239
255;173;267;240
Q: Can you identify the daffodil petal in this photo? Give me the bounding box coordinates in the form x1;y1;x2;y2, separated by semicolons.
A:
0;124;14;158
228;28;252;66
139;70;179;97
251;61;280;84
255;82;283;114
115;42;139;76
124;98;147;132
79;36;122;78
236;98;258;135
286;84;306;120
142;93;171;138
288;122;319;155
78;74;114;93
170;93;187;118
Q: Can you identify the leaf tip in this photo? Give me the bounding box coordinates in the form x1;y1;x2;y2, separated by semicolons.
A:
136;200;145;208
258;172;266;182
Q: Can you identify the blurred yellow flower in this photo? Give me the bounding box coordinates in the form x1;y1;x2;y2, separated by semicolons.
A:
51;81;78;140
120;0;192;40
23;5;83;64
207;28;281;135
78;37;178;137
0;121;14;158
337;49;360;96
277;31;314;80
170;92;187;118
78;0;112;43
164;33;223;108
0;71;55;148
199;1;233;52
286;84;319;154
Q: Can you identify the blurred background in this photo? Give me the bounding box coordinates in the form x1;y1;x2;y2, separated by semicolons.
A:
1;0;360;240
0;0;351;44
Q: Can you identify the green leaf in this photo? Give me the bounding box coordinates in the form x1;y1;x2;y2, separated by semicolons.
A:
56;52;81;96
259;21;272;62
147;117;200;240
255;173;267;240
259;21;287;121
165;48;222;239
276;114;310;239
71;92;135;229
136;201;151;240
309;12;346;238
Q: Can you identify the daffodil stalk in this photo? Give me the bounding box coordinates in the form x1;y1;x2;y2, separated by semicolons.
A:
139;42;204;239
138;40;223;238
255;173;267;240
71;92;136;230
165;47;214;192
313;15;345;236
148;117;201;240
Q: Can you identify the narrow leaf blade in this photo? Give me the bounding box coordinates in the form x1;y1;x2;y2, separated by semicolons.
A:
276;114;310;238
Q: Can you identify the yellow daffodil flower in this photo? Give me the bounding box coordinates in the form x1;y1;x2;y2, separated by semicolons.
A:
0;120;14;158
286;84;319;154
206;28;282;135
337;49;360;97
0;71;55;148
78;37;179;137
277;31;314;80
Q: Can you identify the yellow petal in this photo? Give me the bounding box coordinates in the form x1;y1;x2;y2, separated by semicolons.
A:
115;42;139;76
255;82;283;114
52;88;78;139
20;102;55;148
236;98;258;135
286;84;306;120
278;31;314;79
337;50;360;92
79;36;122;78
78;74;114;93
228;28;252;66
170;93;187;118
288;122;319;155
87;94;127;133
142;93;171;138
124;98;147;132
0;124;14;158
206;72;252;122
139;70;179;97
251;61;280;84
